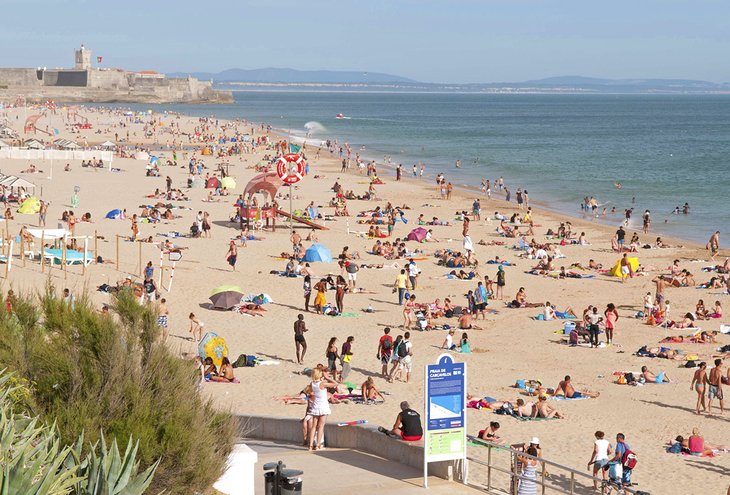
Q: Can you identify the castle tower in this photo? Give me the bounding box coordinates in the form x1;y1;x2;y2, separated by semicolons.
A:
74;44;91;70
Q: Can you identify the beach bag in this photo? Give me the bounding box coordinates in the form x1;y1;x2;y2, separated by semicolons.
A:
617;375;627;385
684;360;697;368
667;442;682;454
624;373;635;384
233;354;256;368
622;450;638;470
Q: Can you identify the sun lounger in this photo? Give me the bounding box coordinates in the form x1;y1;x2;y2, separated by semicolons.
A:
41;248;93;266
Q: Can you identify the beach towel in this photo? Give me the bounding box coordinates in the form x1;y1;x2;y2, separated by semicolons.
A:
549;395;589;401
510;415;557;421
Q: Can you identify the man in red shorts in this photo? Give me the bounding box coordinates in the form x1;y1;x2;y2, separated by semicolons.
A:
385;401;423;441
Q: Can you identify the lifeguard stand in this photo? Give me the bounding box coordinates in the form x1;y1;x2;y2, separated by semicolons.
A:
74;45;91;70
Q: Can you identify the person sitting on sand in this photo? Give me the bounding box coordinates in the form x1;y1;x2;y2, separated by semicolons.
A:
209;357;235;382
458;309;481;330
361;377;385;402
555;375;600;398
202;357;218;381
667;429;729;456
641;365;671;383
533;395;565;419
511;287;543;308
515;398;534;417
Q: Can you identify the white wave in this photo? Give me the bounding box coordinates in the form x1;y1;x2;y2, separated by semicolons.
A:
304;121;327;136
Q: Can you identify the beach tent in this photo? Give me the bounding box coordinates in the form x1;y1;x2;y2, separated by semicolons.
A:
100;140;117;149
406;227;428;242
206;177;221;189
24;139;45;150
133;151;150;161
302;243;333;263
609;257;640;277
105;209;122;219
17;196;41;214
0;176;36;191
26;228;70;240
198;332;228;368
220;177;236;190
243;171;283;200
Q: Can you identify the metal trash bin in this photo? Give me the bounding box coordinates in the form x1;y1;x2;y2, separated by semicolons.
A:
264;471;277;495
263;461;304;495
280;475;303;494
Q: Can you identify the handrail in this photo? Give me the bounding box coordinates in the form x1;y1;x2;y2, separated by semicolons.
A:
466;435;644;494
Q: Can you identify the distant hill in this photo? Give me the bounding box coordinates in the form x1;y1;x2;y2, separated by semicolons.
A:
166;68;729;93
167;68;415;84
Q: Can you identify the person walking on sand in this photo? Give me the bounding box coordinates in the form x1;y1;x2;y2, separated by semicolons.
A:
708;230;720;261
690;361;708;415
38;200;47;227
225;241;237;271
340;336;354;380
189;313;204;343
587;431;612;490
377;327;394;378
294;314;308;364
708;359;724;416
604;303;619;345
496;265;506;300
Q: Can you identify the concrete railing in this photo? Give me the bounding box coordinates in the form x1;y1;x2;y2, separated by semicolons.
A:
235;414;461;481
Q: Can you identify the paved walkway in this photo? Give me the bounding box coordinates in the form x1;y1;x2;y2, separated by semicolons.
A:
249;439;484;494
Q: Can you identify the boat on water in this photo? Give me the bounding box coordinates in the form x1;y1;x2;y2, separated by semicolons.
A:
335;113;350;119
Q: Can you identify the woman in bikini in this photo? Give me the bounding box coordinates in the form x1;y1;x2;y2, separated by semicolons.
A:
210;357;235;382
361;377;385;401
478;421;505;445
690;362;708;415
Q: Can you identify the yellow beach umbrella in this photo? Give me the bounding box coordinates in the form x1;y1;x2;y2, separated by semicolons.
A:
17;196;41;214
198;332;228;368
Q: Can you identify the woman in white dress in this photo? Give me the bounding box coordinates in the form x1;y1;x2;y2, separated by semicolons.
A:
308;368;338;451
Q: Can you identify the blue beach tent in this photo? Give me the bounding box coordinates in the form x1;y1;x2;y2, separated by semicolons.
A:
301;243;333;263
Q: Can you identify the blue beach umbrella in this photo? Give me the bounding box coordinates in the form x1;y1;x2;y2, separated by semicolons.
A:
105;209;122;219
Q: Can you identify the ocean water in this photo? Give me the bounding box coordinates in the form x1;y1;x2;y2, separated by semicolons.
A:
128;92;730;245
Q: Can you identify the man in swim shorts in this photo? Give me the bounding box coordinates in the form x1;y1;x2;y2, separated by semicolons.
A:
708;359;724;415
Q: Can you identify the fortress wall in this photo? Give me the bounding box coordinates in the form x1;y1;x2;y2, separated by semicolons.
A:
0;68;41;87
88;70;128;89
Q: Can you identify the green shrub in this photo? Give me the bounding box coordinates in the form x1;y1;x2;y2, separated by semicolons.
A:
0;288;235;494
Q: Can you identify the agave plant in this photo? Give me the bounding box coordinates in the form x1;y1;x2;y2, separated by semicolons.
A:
0;371;158;495
72;434;159;495
0;374;80;495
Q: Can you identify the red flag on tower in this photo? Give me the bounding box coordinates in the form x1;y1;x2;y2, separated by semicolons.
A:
97;56;103;63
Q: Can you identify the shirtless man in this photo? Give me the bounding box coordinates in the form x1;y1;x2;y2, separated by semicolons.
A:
653;276;667;311
708;231;720;261
458;309;481;330
533;395;565;419
555;375;600;398
290;231;302;254
708;359;724;416
515;398;534;417
641;366;671;383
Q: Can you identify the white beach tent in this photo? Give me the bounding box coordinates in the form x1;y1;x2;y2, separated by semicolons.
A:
0;176;36;191
100;140;117;149
24;138;45;150
53;138;80;150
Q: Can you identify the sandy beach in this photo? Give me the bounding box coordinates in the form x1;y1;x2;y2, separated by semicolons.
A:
0;104;728;494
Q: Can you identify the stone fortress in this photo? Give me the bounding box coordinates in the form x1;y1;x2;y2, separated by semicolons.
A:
0;45;232;104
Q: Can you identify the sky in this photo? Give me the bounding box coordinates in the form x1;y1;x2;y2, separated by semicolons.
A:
1;0;729;83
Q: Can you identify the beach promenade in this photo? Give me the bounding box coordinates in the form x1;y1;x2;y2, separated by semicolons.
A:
0;104;728;494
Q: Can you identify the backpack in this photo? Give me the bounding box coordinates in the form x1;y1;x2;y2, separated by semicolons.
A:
382;337;392;350
397;341;408;358
622;449;638;470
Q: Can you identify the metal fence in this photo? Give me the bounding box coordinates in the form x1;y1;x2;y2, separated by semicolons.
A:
466;436;645;495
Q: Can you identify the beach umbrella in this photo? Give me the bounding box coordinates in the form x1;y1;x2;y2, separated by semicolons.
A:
17;196;41;214
149;156;159;165
302;243;333;263
220;177;236;190
206;177;221;189
134;151;150;161
243;171;283;199
105;209;122;219
406;227;428;242
211;284;244;296
198;332;228;368
209;290;244;310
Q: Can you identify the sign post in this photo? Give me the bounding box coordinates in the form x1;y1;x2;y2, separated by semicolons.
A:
275;153;306;236
424;353;467;488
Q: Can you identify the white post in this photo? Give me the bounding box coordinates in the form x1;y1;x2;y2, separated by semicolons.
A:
167;260;176;292
7;239;13;272
83;237;88;273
